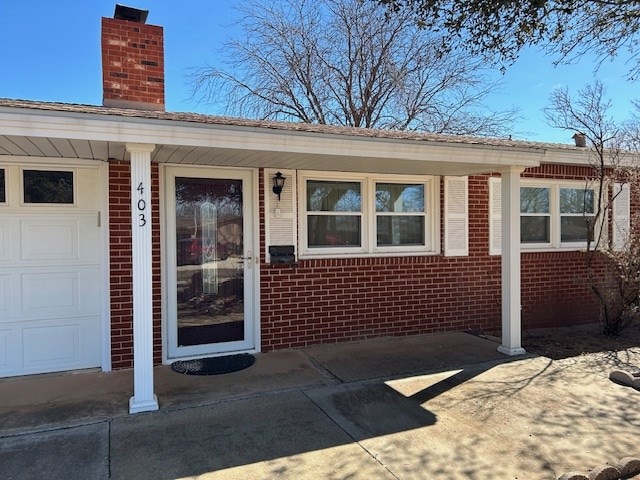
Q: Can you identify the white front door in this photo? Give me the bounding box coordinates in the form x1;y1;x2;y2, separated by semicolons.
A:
165;166;256;360
0;163;103;377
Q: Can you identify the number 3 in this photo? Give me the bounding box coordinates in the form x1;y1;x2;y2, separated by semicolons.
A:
139;213;146;227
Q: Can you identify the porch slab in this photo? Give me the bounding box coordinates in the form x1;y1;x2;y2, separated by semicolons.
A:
0;349;331;436
1;332;638;479
303;331;510;382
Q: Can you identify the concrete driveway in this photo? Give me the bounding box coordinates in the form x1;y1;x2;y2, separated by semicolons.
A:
1;332;639;479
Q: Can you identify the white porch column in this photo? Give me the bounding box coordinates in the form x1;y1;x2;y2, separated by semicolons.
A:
127;143;159;414
498;166;527;356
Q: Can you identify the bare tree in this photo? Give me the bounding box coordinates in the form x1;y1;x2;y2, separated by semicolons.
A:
191;0;517;136
544;81;640;334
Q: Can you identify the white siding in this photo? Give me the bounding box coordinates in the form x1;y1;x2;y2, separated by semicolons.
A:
264;168;297;262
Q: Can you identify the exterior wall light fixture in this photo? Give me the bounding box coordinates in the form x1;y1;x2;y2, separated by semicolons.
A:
272;171;286;200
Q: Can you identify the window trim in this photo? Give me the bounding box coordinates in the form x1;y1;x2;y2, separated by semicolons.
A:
372;178;433;254
298;171;438;258
20;167;77;207
520;183;553;248
558;186;596;245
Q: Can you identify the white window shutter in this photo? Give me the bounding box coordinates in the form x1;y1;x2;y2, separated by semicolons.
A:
264;168;297;261
489;177;502;255
444;176;468;256
612;182;630;250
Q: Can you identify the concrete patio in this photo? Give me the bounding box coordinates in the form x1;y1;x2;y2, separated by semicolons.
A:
1;331;639;479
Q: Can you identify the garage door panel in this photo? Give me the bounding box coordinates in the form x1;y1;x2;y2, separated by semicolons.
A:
0;219;10;262
0;274;10;316
77;169;102;210
21;271;79;315
20;268;101;318
21;219;79;261
22;317;101;373
77;214;101;264
0;329;9;370
0;316;101;376
22;323;80;368
78;269;102;314
19;214;99;264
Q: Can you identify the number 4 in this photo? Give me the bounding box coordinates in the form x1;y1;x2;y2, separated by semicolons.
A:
137;182;144;195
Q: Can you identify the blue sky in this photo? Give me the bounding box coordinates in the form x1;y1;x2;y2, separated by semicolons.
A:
1;0;637;144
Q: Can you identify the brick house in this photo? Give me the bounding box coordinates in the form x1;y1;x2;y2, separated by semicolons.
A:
0;6;636;413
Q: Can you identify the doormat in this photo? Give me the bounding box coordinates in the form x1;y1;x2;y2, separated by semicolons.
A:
171;353;255;376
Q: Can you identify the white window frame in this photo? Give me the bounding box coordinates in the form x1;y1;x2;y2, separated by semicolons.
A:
490;178;599;253
20;166;77;207
298;171;438;258
520;183;553;248
558;184;597;247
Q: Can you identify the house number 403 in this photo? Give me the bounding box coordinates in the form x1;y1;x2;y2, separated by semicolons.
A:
137;182;147;227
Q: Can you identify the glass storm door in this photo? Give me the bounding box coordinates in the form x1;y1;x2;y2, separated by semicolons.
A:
166;167;255;359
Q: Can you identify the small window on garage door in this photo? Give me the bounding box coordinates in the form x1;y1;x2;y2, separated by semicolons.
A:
23;169;74;204
0;168;5;203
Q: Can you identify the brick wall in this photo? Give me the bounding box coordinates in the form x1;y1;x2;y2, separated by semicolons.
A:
260;255;504;350
105;163;617;365
101;17;164;110
109;160;162;369
259;165;602;352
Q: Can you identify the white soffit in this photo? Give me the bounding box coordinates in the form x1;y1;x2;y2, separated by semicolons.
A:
0;106;554;175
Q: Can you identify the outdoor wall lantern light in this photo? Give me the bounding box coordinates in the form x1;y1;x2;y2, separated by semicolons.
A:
272;171;286;201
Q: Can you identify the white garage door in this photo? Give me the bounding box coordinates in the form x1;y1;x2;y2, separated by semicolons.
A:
0;163;104;377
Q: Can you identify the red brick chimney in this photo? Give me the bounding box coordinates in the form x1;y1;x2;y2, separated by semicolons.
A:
101;5;165;111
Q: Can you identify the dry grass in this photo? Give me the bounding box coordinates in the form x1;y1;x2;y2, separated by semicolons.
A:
522;322;640;360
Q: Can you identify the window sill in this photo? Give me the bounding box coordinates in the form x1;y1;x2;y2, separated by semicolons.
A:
490;246;591;255
298;250;440;260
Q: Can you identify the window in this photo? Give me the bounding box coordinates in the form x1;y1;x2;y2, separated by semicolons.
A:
559;187;594;242
520;187;550;243
23;169;74;204
0;168;5;203
489;178;597;252
306;180;362;248
300;172;436;256
375;183;425;246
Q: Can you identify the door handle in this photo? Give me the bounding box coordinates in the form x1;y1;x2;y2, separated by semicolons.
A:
239;250;253;268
